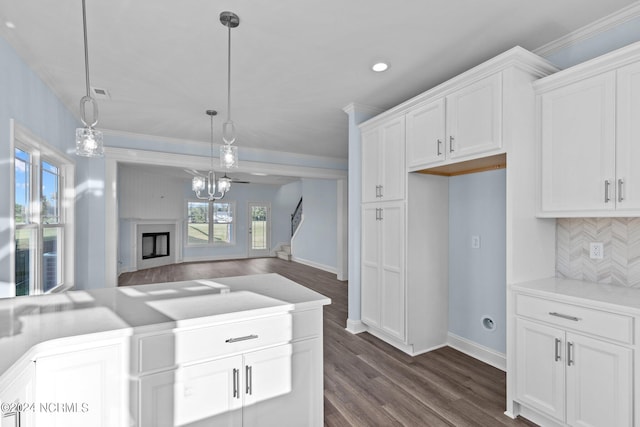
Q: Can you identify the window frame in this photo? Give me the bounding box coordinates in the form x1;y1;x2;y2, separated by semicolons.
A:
10;120;75;296
186;199;236;246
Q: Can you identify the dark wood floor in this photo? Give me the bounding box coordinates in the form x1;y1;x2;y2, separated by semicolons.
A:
119;258;535;427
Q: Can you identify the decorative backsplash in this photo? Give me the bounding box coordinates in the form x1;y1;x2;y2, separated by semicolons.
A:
556;218;640;287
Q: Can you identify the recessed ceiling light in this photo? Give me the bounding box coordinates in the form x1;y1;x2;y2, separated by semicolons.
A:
372;62;389;72
251;172;268;176
5;21;16;30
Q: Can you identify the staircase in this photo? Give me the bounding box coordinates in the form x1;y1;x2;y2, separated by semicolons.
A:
276;244;292;261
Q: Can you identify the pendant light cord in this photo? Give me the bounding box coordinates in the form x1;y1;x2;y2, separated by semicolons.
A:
226;22;232;123
82;0;91;98
210;114;214;170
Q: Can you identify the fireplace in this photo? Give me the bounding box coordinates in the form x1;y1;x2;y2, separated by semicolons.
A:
142;232;170;259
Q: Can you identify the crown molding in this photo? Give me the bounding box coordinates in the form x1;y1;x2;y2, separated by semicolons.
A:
534;2;640;58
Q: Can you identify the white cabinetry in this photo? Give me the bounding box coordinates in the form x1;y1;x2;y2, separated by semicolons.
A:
536;42;640;216
406;73;502;170
34;340;127;427
514;291;634;427
361;202;405;341
0;362;34;427
136;311;323;427
361;116;405;203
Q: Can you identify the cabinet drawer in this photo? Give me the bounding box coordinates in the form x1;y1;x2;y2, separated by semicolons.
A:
515;294;633;344
137;314;292;373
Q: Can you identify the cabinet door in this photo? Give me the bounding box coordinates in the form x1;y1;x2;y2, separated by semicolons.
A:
379;116;406;201
379;203;405;341
446;73;502;160
139;355;243;427
361;205;381;328
243;341;322;427
0;362;34;427
35;342;125;427
565;333;632;427
539;72;616;214
616;61;640;212
361;128;381;203
515;319;565;422
406;99;446;169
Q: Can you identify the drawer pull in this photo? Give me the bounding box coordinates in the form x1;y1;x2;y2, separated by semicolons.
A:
549;312;580;322
226;334;259;343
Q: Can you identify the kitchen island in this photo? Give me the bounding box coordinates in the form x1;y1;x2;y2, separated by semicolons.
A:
0;273;330;427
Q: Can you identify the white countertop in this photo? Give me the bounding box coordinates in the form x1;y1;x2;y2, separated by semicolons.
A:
0;273;330;378
512;277;640;314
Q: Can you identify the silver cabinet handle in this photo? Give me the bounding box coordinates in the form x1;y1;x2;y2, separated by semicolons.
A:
226;334;259;343
549;312;580;322
233;368;239;398
618;178;625;202
245;365;253;395
437;139;443;156
567;342;574;366
379;208;383;221
605;180;611;203
554;338;561;362
378;185;383;198
449;135;455;152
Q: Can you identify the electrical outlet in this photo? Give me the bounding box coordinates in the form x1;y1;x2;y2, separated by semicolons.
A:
471;235;480;249
590;242;604;260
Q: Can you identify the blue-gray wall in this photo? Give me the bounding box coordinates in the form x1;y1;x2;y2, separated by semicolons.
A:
292;178;338;272
449;169;506;353
0;37;82;296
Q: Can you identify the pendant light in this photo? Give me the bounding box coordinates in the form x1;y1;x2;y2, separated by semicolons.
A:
192;110;231;200
75;0;104;157
219;11;239;168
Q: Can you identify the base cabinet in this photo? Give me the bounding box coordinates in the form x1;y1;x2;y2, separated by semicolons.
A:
514;294;634;427
139;340;321;427
0;362;34;427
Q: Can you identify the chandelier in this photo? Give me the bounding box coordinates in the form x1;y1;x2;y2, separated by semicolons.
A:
192;110;232;200
75;0;104;157
219;11;240;168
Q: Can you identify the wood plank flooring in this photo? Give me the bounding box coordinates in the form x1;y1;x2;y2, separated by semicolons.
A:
119;258;536;427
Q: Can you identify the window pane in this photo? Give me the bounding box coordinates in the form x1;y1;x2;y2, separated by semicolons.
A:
251;206;267;250
15;228;35;296
213;202;233;244
187;202;209;244
14;148;30;224
41;160;60;224
42;227;63;292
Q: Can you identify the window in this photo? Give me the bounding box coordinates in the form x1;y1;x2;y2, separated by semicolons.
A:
12;123;74;296
187;201;235;245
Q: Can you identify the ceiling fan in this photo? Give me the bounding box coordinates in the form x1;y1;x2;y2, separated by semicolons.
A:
184;169;250;184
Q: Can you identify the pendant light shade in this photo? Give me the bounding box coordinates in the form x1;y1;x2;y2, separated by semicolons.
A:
75;0;103;157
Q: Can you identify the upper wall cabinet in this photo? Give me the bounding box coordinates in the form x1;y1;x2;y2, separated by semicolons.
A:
361;116;405;203
536;41;640;217
406;74;502;170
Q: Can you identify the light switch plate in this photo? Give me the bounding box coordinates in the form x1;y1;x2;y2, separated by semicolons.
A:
471;235;480;249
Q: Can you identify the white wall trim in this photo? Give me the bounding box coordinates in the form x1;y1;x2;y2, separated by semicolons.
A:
447;332;506;372
291;256;337;275
533;2;640;58
104;147;347;180
345;319;368;334
181;254;249;263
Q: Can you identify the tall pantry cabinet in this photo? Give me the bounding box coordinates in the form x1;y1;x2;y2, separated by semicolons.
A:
358;47;558;357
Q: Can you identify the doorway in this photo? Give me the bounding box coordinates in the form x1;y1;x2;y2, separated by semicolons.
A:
248;202;270;257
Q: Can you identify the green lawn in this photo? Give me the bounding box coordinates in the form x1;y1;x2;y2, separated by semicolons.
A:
188;223;231;244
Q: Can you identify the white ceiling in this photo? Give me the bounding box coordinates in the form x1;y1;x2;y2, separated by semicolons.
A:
1;0;636;161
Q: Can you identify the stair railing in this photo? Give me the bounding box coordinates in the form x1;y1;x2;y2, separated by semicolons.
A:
291;197;303;236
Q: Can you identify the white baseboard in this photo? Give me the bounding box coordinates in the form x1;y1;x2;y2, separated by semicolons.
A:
181;254;248;263
291;256;337;275
447;332;506;371
345;319;367;334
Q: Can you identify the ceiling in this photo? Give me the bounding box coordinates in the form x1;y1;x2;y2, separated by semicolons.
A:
0;0;637;161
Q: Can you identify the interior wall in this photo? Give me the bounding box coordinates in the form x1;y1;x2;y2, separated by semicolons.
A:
0;37;80;296
117;165;303;271
449;169;506;353
292;178;338;273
